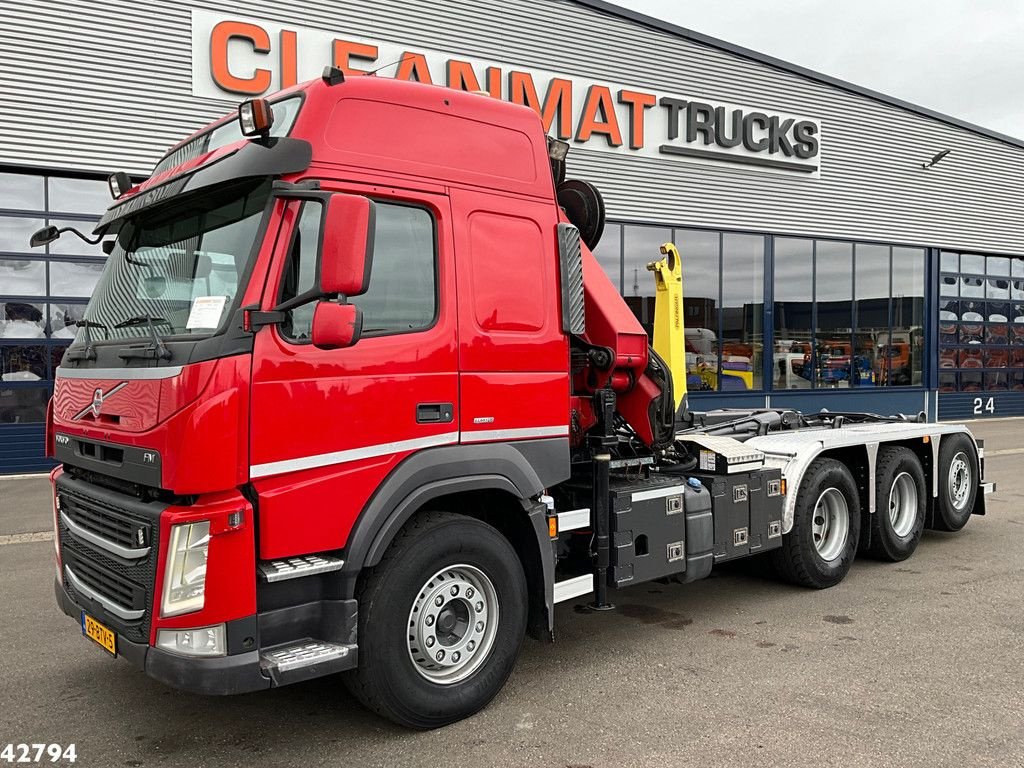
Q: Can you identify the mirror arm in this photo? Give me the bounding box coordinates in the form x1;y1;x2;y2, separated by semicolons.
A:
245;310;287;330
274;287;328;314
60;226;105;246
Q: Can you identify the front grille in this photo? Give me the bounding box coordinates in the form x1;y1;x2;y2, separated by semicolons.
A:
61;492;150;551
57;474;164;645
64;551;145;612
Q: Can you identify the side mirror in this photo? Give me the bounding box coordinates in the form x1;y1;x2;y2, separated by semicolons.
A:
319;194;375;297
30;226;61;248
311;301;363;350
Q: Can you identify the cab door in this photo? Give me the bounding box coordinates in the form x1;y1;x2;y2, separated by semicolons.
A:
249;185;457;559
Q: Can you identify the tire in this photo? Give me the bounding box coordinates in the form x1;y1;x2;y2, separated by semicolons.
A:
344;511;528;729
771;457;861;589
931;433;978;532
867;447;926;561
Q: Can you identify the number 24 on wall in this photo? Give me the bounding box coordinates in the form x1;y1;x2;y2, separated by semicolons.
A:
973;397;995;415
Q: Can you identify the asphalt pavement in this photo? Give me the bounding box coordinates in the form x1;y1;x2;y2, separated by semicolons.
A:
1;420;1021;768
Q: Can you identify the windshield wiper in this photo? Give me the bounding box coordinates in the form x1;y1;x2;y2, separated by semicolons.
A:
114;315;173;361
66;320;109;361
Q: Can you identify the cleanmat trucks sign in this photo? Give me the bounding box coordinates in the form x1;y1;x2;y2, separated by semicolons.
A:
191;9;822;176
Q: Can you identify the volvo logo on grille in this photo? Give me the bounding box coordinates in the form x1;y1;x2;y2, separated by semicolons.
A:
72;381;128;421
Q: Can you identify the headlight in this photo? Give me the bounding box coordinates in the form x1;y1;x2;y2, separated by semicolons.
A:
161;521;210;617
156;624;226;657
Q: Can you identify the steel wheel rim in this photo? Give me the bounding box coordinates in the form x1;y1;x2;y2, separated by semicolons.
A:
948;452;972;511
888;471;918;538
811;487;849;562
407;564;499;685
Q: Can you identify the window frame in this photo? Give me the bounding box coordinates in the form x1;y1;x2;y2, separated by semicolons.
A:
275;196;441;346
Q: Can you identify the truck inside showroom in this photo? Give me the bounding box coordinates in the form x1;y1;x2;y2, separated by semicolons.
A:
38;70;995;728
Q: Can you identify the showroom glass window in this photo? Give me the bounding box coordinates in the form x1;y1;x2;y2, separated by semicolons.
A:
773;237;924;390
938;251;1023;393
0;170;107;425
617;224;764;392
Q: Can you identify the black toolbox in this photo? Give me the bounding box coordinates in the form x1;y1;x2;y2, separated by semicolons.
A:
688;467;784;562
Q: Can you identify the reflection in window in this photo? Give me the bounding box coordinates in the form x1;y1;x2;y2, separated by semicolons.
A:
677;229;721;392
0;217;45;254
591;223;622;293
49;261;104;298
0;173;45;212
51;345;70;376
48;178;110;216
0;385;49;423
961;254;985;273
773;238;813;390
0;259;46;295
352;204;436;335
624;226;670;299
622;225;672;350
854;244;889;387
278;202;323;341
0;345;47;381
1;302;46;339
939;250;1021;392
49;303;86;340
814;241;853;388
721;234;763;390
890;247;925;386
987;256;1010;277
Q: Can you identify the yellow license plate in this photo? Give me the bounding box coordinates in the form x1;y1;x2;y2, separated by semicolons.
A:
81;613;117;657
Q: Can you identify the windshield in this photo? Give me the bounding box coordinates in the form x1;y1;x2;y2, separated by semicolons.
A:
78;179;271;344
152;97;302;176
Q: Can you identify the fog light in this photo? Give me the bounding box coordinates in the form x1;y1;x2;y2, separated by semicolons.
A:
156;624;226;657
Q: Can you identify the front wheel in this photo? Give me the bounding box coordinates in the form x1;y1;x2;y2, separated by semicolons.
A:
771;457;861;589
344;511;527;729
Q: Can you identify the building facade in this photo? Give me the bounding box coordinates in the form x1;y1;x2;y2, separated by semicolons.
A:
1;0;1023;472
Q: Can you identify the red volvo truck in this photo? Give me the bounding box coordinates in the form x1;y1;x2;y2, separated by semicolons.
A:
37;70;993;729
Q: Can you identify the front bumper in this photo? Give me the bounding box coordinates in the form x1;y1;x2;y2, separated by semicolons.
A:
57;579;269;695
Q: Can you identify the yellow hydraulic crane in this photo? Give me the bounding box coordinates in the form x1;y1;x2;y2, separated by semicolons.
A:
647;243;687;411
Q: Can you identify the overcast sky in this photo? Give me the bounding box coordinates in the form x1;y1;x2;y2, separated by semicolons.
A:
614;0;1024;140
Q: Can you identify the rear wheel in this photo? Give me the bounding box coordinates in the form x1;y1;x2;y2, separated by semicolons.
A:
345;511;527;729
772;457;861;589
867;447;926;561
932;433;978;532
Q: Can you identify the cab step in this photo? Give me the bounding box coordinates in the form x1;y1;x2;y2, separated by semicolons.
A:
260;639;357;685
257;554;345;582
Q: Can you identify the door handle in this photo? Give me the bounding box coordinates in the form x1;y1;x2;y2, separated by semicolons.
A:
416;402;454;424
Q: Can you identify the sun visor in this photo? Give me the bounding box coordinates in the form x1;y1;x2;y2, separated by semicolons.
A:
93;137;313;234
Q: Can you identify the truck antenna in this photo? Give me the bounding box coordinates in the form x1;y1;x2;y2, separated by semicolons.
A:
365;54;419;77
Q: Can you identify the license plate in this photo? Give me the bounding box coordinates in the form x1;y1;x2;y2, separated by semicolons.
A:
81;612;117;657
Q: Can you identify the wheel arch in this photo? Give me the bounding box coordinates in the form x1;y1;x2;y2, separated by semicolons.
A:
341;439;567;641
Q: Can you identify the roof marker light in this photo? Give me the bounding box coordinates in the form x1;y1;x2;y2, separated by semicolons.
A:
322;65;346;86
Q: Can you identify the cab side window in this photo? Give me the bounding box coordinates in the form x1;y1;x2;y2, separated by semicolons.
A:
278;202;322;341
278;199;436;343
354;204;436;334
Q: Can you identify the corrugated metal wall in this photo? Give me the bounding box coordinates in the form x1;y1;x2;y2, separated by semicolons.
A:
1;0;1022;254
